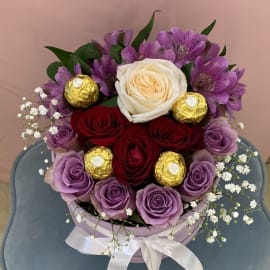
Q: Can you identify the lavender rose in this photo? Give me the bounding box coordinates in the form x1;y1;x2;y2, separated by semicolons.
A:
46;120;79;151
45;151;94;202
136;184;183;228
204;117;238;156
90;177;135;220
178;150;216;202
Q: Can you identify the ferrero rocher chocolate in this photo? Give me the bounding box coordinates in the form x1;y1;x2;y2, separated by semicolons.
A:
172;92;207;123
64;75;99;108
84;146;113;180
154;151;186;187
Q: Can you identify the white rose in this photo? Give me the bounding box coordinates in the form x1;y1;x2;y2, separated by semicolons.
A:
115;58;187;123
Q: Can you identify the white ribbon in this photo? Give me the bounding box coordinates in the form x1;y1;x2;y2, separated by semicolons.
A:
66;224;203;270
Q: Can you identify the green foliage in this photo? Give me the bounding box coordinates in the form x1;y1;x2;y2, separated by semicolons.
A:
102;96;118;107
75;42;102;60
45;46;90;75
219;45;227;56
116;31;126;46
45;42;103;79
131;10;160;50
46;61;62;81
128;211;149;227
229;64;236;70
110;44;124;64
181;62;193;83
201;19;216;35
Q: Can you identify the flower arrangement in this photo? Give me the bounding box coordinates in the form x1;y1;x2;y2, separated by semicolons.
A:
19;11;259;270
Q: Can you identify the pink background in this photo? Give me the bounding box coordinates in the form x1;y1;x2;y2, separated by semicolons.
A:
0;0;269;182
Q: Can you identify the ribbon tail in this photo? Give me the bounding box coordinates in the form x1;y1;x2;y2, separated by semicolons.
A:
141;239;162;270
65;226;109;255
150;238;203;270
66;226;143;270
107;240;142;270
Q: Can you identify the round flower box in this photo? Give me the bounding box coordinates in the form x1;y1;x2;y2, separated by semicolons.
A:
67;199;208;263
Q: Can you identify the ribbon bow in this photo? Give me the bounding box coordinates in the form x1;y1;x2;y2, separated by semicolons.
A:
66;224;203;270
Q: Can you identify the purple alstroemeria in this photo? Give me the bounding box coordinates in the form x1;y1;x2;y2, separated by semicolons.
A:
42;64;82;118
121;46;138;63
156;27;207;68
226;68;246;115
201;42;220;62
121;41;176;64
191;56;238;115
48;95;71;118
103;29;133;53
91;55;118;96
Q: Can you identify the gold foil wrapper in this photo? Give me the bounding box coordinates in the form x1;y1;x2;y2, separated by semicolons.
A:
64;75;99;108
172;92;207;123
154;151;186;187
84;146;113;180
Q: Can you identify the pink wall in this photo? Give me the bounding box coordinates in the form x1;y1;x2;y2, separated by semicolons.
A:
0;0;269;182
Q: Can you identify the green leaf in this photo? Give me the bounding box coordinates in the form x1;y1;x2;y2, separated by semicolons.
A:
75;56;91;74
219;45;226;56
45;46;90;75
45;46;75;74
110;44;123;64
128;212;149;227
229;64;236;70
46;61;62;81
201;19;216;35
102;96;118;107
131;10;160;50
45;46;72;62
75;42;102;60
117;31;126;46
182;62;193;83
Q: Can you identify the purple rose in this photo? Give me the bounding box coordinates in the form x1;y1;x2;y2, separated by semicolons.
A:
178;150;216;202
90;177;135;220
136;184;183;228
204;117;238;156
45;151;94;202
46;120;79;151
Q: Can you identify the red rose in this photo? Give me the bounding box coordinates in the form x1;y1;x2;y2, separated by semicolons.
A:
147;116;203;152
71;106;129;147
113;125;160;186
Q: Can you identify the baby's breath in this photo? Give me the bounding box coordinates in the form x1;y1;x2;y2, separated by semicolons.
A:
201;142;259;244
18;86;65;149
